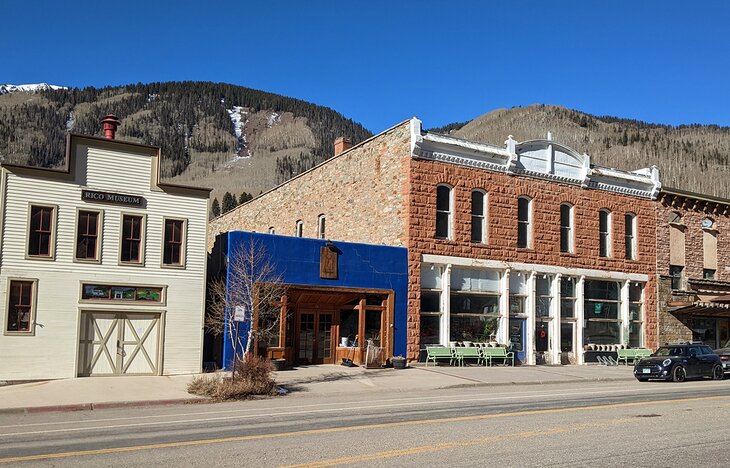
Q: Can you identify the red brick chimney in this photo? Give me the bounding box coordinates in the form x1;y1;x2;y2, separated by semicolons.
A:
101;114;120;140
334;137;352;156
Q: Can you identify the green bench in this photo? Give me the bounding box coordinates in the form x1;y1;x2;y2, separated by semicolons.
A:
482;347;515;366
453;346;486;366
616;348;652;365
425;346;456;366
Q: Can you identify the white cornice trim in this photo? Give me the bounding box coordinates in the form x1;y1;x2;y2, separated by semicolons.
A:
421;254;650;282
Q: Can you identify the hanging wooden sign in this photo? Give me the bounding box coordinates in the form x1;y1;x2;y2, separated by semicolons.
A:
320;246;338;279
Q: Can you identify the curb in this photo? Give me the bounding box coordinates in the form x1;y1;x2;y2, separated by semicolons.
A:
436;376;637;390
0;397;208;415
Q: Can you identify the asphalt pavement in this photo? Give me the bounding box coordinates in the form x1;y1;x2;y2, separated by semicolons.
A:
0;364;637;414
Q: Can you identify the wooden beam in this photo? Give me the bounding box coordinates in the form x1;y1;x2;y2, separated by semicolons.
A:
358;297;366;353
279;294;288;349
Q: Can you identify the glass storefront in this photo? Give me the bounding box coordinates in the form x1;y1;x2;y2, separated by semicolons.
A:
450;268;500;341
584;280;620;345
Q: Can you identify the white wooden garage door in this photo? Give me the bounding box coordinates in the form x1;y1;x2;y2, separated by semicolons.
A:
78;312;162;376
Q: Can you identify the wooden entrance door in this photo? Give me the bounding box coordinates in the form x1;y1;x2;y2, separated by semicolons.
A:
296;310;334;364
78;312;161;376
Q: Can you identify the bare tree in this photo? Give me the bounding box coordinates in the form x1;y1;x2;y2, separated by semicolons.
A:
206;237;286;373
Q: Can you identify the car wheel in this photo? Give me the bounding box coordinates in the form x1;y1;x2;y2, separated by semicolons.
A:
712;365;724;380
672;365;686;382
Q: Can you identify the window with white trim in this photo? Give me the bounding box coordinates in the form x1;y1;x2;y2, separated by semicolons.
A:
560;203;574;253
624;213;636;260
420;265;443;346
436;184;453;240
628;283;644;348
163;219;186;266
517;196;532;248
295;220;303;237
317;215;326;239
471;189;487;243
450;268;501;342
599;209;612;257
75;210;101;261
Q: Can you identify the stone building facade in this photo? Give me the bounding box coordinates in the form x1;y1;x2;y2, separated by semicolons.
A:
655;188;730;347
212;118;662;364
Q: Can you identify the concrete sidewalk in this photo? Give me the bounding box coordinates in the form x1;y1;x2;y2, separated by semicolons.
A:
0;364;636;414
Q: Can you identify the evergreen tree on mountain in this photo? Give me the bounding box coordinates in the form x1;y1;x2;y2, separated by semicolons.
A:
210;197;221;218
222;192;236;213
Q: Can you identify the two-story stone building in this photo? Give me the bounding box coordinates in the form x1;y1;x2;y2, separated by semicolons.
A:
1;116;210;380
210;118;660;365
655;187;730;348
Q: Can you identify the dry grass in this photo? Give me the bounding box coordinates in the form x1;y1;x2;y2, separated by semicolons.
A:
188;357;277;400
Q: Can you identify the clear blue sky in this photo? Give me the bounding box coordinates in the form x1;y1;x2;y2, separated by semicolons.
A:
3;1;729;131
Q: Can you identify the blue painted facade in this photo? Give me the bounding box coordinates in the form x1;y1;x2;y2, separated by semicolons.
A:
220;231;409;368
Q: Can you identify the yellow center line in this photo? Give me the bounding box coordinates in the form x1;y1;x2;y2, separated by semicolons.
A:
0;395;726;464
281;418;631;468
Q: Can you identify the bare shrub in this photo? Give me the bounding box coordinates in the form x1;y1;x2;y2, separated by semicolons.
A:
188;357;276;400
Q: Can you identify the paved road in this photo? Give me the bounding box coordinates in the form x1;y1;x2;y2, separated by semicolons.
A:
1;379;730;466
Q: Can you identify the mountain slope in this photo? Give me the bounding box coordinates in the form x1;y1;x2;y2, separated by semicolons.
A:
431;105;730;199
0;81;372;201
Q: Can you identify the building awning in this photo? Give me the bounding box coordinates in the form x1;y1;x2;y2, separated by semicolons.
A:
669;301;730;317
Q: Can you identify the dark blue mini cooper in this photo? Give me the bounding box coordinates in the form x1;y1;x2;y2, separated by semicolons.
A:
634;344;724;382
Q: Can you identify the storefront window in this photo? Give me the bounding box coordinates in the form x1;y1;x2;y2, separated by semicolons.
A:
584;280;620;345
420;265;443;347
535;276;552;317
450;268;500;342
509;272;527;316
629;283;644;347
692;318;717;347
560;277;576;318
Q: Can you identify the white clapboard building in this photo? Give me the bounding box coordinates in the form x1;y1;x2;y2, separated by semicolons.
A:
0;115;210;380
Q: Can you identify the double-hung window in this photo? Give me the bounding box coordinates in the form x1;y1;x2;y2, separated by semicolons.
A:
625;213;636;260
27;205;56;258
317;215;326;239
560;203;574;253
75;210;101;261
163;218;186;267
517;196;532;248
120;214;144;264
599;209;612;257
471;190;487;243
436;184;453;240
5;280;36;334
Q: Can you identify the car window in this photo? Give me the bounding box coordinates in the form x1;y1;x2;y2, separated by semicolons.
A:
688;347;699;357
655;347;684;356
701;346;714;355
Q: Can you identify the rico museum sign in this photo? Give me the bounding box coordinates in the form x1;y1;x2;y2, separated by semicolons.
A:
81;189;145;207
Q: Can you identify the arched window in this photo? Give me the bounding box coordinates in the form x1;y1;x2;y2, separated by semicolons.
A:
560;203;574;253
517;196;532;248
599;209;612;257
471;189;487;243
624;213;636;260
436;184;453;240
268;226;276;234
295;220;303;237
317;214;326;239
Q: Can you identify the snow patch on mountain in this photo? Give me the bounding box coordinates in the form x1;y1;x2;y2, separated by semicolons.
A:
267;112;280;128
0;83;67;95
226;106;251;161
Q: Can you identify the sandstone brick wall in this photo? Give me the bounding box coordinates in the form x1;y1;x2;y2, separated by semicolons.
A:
405;159;659;358
654;194;730;345
655;196;730;279
208;121;412;249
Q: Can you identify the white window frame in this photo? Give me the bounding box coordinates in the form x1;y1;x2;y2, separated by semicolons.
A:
295;220;303;237
74;208;103;264
517;196;532;248
25;203;58;261
317;214;326;239
4;278;39;336
471;189;487;244
268;226;276;234
118;212;146;266
560;203;574;253
161;217;187;269
599;209;612;257
436;184;453;240
625;212;637;260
